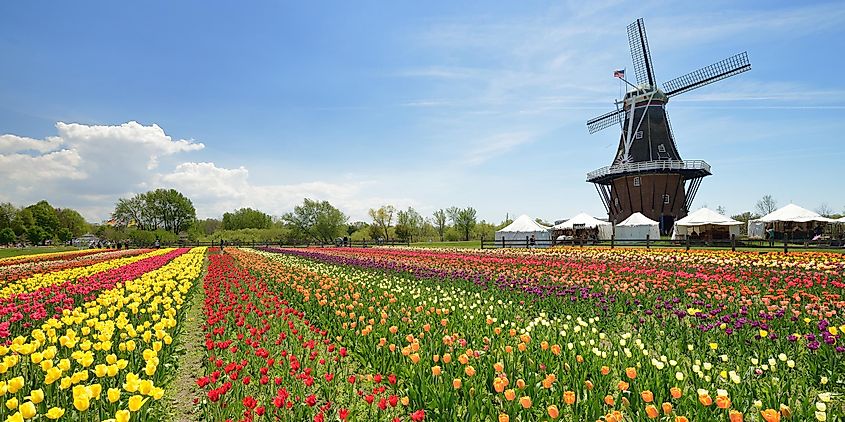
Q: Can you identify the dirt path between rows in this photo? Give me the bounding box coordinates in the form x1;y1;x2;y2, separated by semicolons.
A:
164;254;208;422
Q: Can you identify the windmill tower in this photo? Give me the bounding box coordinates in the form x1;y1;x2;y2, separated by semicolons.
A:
586;18;751;234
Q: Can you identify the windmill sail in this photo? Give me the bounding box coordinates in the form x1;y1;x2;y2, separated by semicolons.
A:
663;52;751;97
627;18;656;87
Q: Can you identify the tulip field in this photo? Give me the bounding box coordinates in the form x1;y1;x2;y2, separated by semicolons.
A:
1;246;844;421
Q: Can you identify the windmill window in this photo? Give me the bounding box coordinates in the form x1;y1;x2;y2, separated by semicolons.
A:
657;144;666;153
615;197;620;207
633;176;641;187
663;194;670;204
634;131;643;139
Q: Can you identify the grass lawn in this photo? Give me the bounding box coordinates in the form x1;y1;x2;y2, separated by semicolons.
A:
409;240;481;249
0;246;79;259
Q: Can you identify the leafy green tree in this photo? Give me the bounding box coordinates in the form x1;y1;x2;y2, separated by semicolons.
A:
12;208;35;236
0;203;17;230
731;211;758;236
57;228;73;243
26;201;60;239
26;226;48;245
222;208;273;230
368;205;395;241
56;208;89;236
447;207;477;241
432;209;448;242
283;199;348;244
112;189;196;234
395;207;424;242
0;228;15;245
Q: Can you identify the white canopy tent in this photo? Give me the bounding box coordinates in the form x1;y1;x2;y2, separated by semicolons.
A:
552;212;613;240
750;204;835;240
495;214;551;243
614;212;660;240
671;208;742;240
755;203;835;223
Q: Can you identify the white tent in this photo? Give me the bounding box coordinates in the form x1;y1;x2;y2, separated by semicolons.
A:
615;212;660;240
755;204;835;223
672;208;742;240
552;212;613;240
836;216;845;223
495;214;551;243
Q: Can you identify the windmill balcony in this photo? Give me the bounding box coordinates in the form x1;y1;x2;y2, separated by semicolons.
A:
586;160;711;183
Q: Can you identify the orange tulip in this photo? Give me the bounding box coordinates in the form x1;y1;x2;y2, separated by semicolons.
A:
729;410;744;422
519;396;532;409
604;395;615;406
625;367;637;379
601;366;611;375
670;387;682;399
585;380;594;391
641;390;654;403
563;391;576;405
452;379;462;389
662;402;673;414
547;405;559;419
431;366;441;376
498;414;509;422
645;405;659;419
504;389;516;401
617;381;629;391
698;394;713;407
715;395;731;409
675;417;689;422
760;409;780;422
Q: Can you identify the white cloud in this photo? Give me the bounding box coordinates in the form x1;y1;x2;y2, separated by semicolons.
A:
464;132;536;165
1;122;417;222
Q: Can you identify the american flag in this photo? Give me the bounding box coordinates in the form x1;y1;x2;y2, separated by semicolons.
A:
613;69;625;78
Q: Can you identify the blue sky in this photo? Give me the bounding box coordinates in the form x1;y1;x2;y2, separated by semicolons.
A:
1;0;843;223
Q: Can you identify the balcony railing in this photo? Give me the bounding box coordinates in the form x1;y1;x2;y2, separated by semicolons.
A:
587;160;711;181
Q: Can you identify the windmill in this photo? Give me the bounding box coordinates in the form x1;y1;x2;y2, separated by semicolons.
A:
585;18;751;234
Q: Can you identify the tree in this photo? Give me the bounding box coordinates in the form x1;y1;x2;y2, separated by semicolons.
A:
0;228;15;246
0;203;17;230
56;208;89;236
222;208;273;230
716;205;726;215
195;218;222;235
112;189;196;234
755;195;777;216
283;199;348;243
26;201;60;239
11;208;34;236
448;207;477;241
26;226;48;245
347;221;368;237
432;209;448;242
395;207;424;242
535;218;551;227
368;205;395;241
57;228;73;243
816;203;834;218
731;211;758;236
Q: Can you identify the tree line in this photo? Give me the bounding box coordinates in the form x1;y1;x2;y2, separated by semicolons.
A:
4;190;842;247
0;200;89;246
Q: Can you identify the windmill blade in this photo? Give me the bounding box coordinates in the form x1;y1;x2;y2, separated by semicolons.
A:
627;18;656;87
663;52;751;97
586;109;625;134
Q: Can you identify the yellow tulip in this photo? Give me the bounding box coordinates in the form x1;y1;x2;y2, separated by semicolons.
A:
28;389;44;405
6;397;19;410
19;401;36;419
115;409;131;422
108;388;121;403
73;395;90;411
45;407;65;420
6;411;22;422
128;395;147;412
7;376;24;394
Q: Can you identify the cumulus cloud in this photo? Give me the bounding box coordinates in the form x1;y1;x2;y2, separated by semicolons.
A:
1;121;413;222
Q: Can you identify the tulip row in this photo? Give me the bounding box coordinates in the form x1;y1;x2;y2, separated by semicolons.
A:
0;247;206;422
0;249;106;267
197;249;414;422
0;248;174;299
238;247;842;421
0;249;148;284
0;248;190;339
